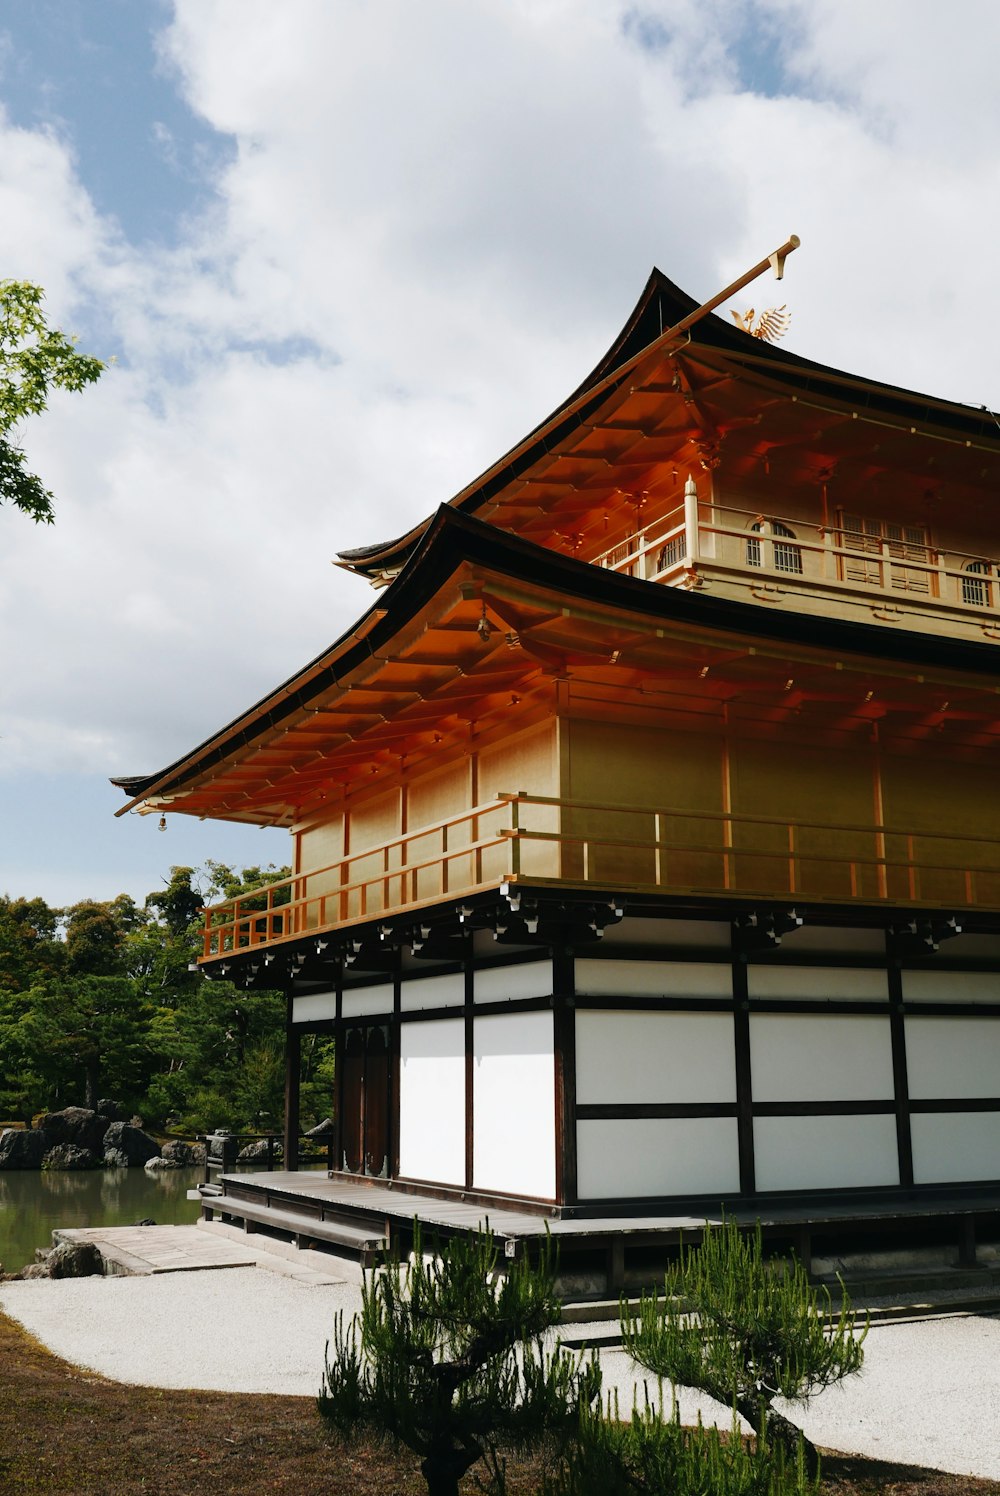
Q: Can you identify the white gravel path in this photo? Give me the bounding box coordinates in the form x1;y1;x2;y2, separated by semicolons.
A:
0;1268;359;1397
596;1315;1000;1481
3;1272;1000;1479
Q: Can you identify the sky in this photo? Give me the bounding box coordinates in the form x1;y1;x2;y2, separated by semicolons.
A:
1;0;1000;912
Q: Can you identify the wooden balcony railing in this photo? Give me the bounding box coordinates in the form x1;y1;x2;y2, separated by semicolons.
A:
590;498;1000;621
199;793;1000;959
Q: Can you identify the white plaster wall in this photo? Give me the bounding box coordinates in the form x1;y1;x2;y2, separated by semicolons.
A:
749;1014;894;1102
398;1018;465;1185
577;1118;740;1198
753;1115;899;1191
747;966;888;1001
575;959;732;999
400;971;465;1012
341;982;394;1017
472;1011;555;1199
474;960;553;1004
911;1112;1000;1184
902;970;1000;1004
576;1011;736;1105
905;1017;1000;1098
292;991;336;1024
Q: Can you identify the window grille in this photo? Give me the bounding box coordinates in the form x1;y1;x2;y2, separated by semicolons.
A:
602;538;636;574
840;512;931;592
657;534;684;572
747;519;802;574
963;560;993;607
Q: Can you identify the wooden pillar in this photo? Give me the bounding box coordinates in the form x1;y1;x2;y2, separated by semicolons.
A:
732;942;755;1196
683;475;700;562
465;935;475;1191
283;988;300;1172
553;945;577;1206
887;954;914;1189
332;961;344;1176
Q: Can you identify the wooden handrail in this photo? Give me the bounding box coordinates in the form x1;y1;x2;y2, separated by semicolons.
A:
200;789;1000;959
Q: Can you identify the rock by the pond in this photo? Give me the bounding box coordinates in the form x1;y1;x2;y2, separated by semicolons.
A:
47;1241;105;1279
38;1107;110;1155
144;1155;182;1171
0;1127;48;1170
132;1218;156;1227
42;1143;102;1171
103;1121;160;1168
18;1261;51;1280
160;1139;206;1166
236;1138;283;1163
305;1117;334;1137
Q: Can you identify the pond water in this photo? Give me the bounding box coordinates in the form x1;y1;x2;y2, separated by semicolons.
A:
0;1166;206;1273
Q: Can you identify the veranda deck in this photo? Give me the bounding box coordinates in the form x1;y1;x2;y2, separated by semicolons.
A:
201;1171;1000;1291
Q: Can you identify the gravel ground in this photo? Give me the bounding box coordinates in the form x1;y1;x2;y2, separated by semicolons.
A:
2;1271;1000;1479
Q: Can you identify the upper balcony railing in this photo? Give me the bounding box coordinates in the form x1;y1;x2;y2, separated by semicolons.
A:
589;498;1000;624
200;792;1000;959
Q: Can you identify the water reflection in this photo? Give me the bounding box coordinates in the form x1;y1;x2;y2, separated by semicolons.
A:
0;1166;204;1273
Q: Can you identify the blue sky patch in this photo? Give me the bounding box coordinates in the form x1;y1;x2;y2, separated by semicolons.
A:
0;0;233;246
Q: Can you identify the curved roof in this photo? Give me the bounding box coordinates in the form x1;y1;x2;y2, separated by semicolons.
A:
114;504;1000;826
336;267;1000;579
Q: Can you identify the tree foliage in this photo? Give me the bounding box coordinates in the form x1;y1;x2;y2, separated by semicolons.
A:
545;1390;819;1496
0;279;104;522
621;1220;866;1474
0;863;333;1133
319;1224;601;1496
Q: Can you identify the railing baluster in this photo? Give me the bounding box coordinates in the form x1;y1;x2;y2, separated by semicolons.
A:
907;834;917;901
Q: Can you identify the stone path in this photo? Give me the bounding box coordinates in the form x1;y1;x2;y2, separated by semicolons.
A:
52;1223;346;1283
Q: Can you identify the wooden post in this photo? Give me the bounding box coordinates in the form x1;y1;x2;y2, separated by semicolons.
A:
959;1214;977;1269
683;475;700;563
283;989;300;1172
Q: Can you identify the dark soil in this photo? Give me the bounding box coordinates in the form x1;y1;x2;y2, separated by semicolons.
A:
0;1308;997;1495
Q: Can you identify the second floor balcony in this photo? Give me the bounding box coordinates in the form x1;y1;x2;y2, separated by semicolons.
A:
199;791;1000;961
588;491;1000;642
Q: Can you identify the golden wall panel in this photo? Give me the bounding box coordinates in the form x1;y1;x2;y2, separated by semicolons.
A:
564;717;725;890
729;737;876;902
479;722;559;881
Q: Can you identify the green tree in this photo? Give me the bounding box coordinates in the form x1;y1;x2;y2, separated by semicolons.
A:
0;894;63;993
0;975;154;1114
0;280;104;522
319;1224;600;1496
621;1221;866;1476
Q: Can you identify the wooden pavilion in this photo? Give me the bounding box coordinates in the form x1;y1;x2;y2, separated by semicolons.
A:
114;239;1000;1280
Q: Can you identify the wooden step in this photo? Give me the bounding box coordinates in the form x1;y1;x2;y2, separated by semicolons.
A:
206;1194;388;1263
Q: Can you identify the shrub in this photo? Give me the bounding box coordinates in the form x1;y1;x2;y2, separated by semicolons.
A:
621;1220;866;1474
318;1222;600;1496
545;1388;820;1496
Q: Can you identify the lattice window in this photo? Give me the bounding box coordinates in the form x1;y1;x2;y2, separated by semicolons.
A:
657;534;685;573
962;560;994;608
746;519;802;575
840;513;932;593
602;538;636;575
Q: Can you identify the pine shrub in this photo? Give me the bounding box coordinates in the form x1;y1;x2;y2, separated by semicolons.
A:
318;1222;600;1496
